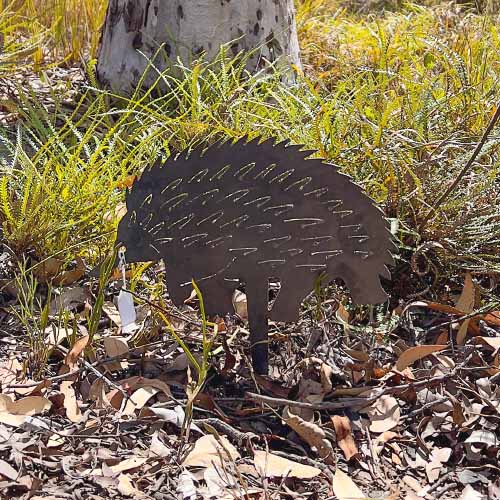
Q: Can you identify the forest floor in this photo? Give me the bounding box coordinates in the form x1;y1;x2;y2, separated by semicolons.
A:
1;0;500;499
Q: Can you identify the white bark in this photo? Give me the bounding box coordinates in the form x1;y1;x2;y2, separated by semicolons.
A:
97;0;301;92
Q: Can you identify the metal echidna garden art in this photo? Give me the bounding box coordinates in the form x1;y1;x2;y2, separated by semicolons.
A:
115;137;394;374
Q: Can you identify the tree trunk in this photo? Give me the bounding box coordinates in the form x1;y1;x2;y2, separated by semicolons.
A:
97;0;301;92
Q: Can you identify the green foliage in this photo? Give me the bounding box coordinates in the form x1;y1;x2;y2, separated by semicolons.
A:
0;0;499;298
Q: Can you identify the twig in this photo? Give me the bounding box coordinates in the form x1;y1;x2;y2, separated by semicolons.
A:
56;344;133;405
194;418;259;446
420;103;500;230
125;288;202;327
246;370;457;411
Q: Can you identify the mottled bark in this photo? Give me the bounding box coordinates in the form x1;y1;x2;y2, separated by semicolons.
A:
97;0;301;92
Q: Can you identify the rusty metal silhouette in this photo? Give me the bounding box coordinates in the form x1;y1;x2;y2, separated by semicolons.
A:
116;137;394;374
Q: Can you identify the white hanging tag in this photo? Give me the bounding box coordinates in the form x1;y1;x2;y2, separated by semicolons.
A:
116;249;138;334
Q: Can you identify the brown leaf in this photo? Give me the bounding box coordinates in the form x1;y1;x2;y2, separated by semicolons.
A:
254;451;321;479
103;336;129;372
33;257;62;282
363;395;400;433
396;345;446;371
456;272;476;313
64;335;89;370
122;387;159;416
0;459;18;480
331;415;359;461
117;474;146;497
426;447;451;482
0;394;51;415
53;257;85;286
183;434;240;468
102;302;122;327
110;457;148;474
283;406;334;465
331;469;365;500
60;381;81;423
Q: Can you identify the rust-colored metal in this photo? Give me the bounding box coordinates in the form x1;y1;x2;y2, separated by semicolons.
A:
116;137;394;374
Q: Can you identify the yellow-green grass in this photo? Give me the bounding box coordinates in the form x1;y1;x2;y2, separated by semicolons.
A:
0;0;499;299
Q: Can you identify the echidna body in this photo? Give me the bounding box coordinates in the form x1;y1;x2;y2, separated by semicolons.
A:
116;138;394;373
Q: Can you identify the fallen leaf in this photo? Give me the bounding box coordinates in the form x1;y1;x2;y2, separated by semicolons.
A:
53;257;85;286
103;336;129;372
102;302;122;327
456;272;476;313
426;447;452;482
45;325;75;347
149;432;171;458
336;303;350;338
60;381;81;423
458;485;485;500
283;406;334;465
0;459;18;480
110;456;148;474
331;469;365;500
232;290;248;320
64;335;89;370
33;257;62;282
49;285;90;315
183;434;240;468
117;474;145;497
396;345;446;371
254;450;321;479
0;395;51;427
0;395;51;415
363;395;400;433
122;386;158;416
177;470;197;500
331;415;359;461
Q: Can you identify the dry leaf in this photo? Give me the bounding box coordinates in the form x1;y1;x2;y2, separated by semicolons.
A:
149;432;171;458
283;406;334;465
426;447;451;482
177;470;197;500
64;335;89;370
49;285;90;315
183;434;240;468
122;387;158;416
0;394;51;428
102;302;122;327
33;257;62;282
331;415;359;461
336;303;350;338
456;272;476;313
0;394;51;415
331;469;365;500
232;290;248;320
45;325;75;347
396;345;446;371
103;336;129;372
458;485;484;500
364;395;400;433
60;381;81;423
53;257;85;286
110;456;148;474
254;450;321;479
0;357;22;387
117;474;145;497
0;459;18;480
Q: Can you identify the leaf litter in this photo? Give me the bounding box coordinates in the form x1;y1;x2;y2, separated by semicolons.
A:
1;230;500;498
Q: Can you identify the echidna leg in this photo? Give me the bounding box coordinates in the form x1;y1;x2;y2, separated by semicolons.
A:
246;279;270;375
